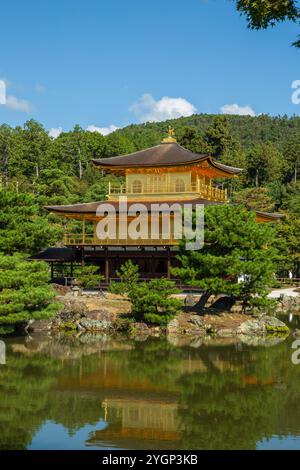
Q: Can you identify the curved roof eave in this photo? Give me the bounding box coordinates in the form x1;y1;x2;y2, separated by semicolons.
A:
45;197;224;215
92;142;243;175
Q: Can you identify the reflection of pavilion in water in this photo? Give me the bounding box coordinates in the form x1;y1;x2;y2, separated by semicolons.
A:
87;398;181;450
55;355;183;448
54;351;240;449
87;358;244;448
54;354;209;448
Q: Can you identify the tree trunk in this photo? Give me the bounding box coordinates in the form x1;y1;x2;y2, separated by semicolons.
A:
35;162;40;178
255;169;259;187
194;291;211;314
78;143;83;179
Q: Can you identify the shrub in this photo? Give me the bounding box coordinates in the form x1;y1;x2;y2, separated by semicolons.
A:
75;265;104;289
0;254;61;332
110;262;182;325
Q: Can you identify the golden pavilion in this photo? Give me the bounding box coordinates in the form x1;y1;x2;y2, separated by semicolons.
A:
37;127;281;284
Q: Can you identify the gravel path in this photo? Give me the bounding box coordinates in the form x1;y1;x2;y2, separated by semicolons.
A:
268;287;300;299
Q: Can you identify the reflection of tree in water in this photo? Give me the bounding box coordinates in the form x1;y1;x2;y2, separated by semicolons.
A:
177;340;300;449
0;343;104;449
47;391;104;436
107;338;184;389
0;353;62;449
177;370;278;449
86;337;300;449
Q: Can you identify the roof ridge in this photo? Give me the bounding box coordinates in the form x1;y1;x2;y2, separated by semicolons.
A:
175;142;203;157
93;143;165;163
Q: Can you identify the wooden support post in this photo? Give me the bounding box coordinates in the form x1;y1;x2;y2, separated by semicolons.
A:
51;262;54;280
105;248;109;284
150;255;155;278
167;248;171;279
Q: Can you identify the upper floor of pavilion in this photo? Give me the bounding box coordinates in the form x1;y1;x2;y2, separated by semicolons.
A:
92;127;243;203
44;129;282;247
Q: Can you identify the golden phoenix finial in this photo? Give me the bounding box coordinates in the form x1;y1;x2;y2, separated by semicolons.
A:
162;126;177;143
168;126;175;137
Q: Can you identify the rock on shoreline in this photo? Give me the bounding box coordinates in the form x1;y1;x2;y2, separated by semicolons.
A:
236;316;289;336
276;294;300;312
167;312;289;338
27;292;290;339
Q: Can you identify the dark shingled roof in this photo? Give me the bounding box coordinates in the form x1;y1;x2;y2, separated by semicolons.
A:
92;142;243;174
29;247;79;262
45;197;222;215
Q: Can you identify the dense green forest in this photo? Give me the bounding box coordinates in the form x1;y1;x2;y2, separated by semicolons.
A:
2;114;300;202
0;113;299;269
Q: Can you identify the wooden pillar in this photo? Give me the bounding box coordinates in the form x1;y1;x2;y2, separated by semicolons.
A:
150;255;155;279
167;247;171;279
51;262;54;280
116;256;119;278
105;248;109;284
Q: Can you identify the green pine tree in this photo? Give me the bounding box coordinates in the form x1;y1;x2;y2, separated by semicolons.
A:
173;205;277;311
0;189;62;255
110;261;182;325
0;254;61;333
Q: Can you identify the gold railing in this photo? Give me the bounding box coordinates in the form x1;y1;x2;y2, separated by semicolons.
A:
197;184;227;202
108;181;227;201
63;233;178;246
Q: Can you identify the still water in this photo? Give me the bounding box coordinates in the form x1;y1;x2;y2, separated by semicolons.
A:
0;328;300;450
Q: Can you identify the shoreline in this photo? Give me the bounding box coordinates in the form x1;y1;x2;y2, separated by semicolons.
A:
23;289;298;342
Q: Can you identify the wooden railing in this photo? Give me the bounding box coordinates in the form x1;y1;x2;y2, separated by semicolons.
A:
63;233;178;246
108;181;227;202
276;278;300;286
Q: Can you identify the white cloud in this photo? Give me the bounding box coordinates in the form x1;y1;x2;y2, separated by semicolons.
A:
0;77;34;112
0;77;12;88
49;127;63;138
86;124;118;136
0;80;5;105
5;95;33;113
129;93;197;122
220;103;255;116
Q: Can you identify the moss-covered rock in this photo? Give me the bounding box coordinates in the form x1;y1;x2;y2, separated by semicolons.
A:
237;316;289;336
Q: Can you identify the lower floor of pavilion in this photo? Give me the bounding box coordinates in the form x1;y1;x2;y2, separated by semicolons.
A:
31;246;182;286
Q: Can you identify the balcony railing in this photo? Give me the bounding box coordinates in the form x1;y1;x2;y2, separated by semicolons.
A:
63;233;178;246
108;181;227;202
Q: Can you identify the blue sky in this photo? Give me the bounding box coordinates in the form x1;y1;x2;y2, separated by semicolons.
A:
0;0;300;135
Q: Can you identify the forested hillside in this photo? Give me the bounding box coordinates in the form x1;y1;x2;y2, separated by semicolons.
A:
0;113;299;276
117;113;300;152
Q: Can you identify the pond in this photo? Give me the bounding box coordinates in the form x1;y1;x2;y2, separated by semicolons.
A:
0;331;300;450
